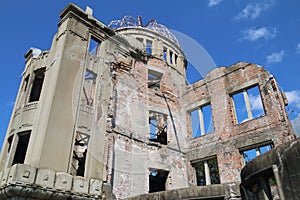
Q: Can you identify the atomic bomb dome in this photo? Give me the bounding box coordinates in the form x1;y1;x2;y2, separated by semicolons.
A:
108;15;180;46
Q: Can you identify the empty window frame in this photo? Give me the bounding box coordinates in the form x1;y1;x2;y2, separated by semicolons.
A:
149;111;167;145
149;169;169;193
147;69;162;89
193;157;220;186
169;51;173;64
89;36;101;55
28;68;45;103
190;104;214;138
174;54;178;65
163;47;167;61
146;39;152;55
231;85;265;124
241;143;274;164
12;131;31;165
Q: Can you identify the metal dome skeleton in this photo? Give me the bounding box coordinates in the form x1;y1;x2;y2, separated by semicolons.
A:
108;15;180;46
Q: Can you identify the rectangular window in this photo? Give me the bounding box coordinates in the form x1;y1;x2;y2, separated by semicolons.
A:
146;40;152;55
241;143;273;164
190;104;214;138
147;69;162;89
174;54;178;65
169;51;173;64
89;36;101;55
12;131;31;165
193;157;220;186
149;111;167;145
163;47;167;61
149;169;169;193
232;85;265;124
28;68;45;102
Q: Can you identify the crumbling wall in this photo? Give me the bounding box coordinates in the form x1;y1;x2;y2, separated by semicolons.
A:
182;62;295;184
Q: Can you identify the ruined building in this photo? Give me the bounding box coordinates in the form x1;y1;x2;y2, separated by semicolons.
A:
0;4;297;200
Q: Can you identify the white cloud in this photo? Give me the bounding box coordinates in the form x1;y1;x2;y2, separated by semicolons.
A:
286;90;300;109
208;0;223;7
266;50;284;64
249;94;264;111
296;42;300;54
234;0;275;20
242;27;276;41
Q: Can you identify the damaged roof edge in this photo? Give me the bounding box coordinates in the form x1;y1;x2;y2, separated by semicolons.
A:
59;3;115;35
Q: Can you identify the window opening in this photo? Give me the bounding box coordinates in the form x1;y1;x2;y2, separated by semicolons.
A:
82;69;97;106
149;169;169;193
174;54;178;65
147;69;162;89
71;132;90;177
28;68;45;102
241;143;273;164
194;157;220;186
232;85;265;124
190;104;214;138
146;40;152;55
163;47;167;61
169;51;173;64
149;111;167;145
89;37;101;55
12;131;31;165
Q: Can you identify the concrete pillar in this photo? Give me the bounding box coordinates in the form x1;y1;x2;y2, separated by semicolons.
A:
167;49;170;65
243;90;253;120
204;160;211;185
198;108;205;136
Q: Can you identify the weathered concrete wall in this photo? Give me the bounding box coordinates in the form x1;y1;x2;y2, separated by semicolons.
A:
0;3;296;200
241;138;300;199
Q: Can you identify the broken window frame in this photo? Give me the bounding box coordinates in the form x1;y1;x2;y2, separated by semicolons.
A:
240;142;274;164
12;131;31;165
28;68;45;103
149;169;169;193
193;156;220;186
147;69;162;89
70;132;90;177
231;85;265;124
149;111;168;145
190;103;214;138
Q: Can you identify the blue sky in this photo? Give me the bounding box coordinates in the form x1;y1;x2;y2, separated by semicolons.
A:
0;0;300;146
